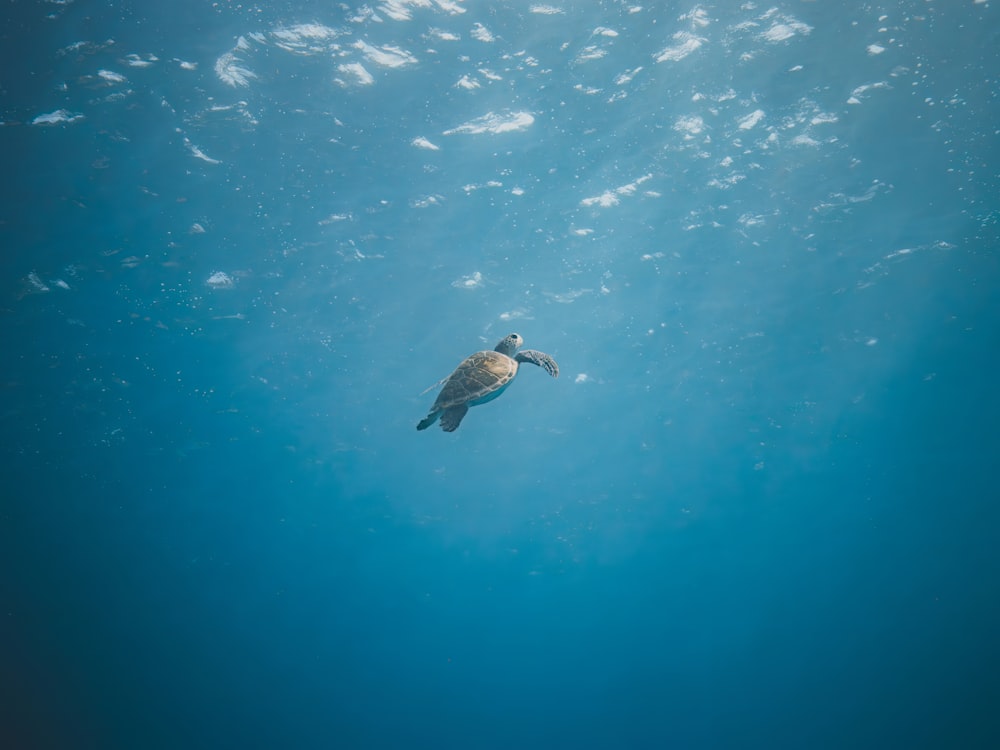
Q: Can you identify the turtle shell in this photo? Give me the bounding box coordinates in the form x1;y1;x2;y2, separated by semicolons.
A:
431;350;517;410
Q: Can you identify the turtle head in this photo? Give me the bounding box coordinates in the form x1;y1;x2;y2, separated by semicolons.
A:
494;333;523;356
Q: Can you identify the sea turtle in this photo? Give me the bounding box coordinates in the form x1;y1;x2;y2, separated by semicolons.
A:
417;333;559;432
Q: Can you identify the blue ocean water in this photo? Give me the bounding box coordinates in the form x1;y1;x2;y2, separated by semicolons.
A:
2;0;999;747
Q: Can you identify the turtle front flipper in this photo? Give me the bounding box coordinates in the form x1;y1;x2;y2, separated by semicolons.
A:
516;349;559;378
439;403;469;432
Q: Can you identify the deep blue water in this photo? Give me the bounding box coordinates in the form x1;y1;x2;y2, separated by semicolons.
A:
2;1;999;748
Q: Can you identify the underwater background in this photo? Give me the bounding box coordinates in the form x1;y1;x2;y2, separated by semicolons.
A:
2;1;999;747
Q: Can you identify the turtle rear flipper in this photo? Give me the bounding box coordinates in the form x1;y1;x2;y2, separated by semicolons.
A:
416;411;439;431
440;404;469;432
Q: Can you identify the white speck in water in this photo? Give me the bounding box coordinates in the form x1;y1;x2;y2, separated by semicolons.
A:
207;271;235;289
